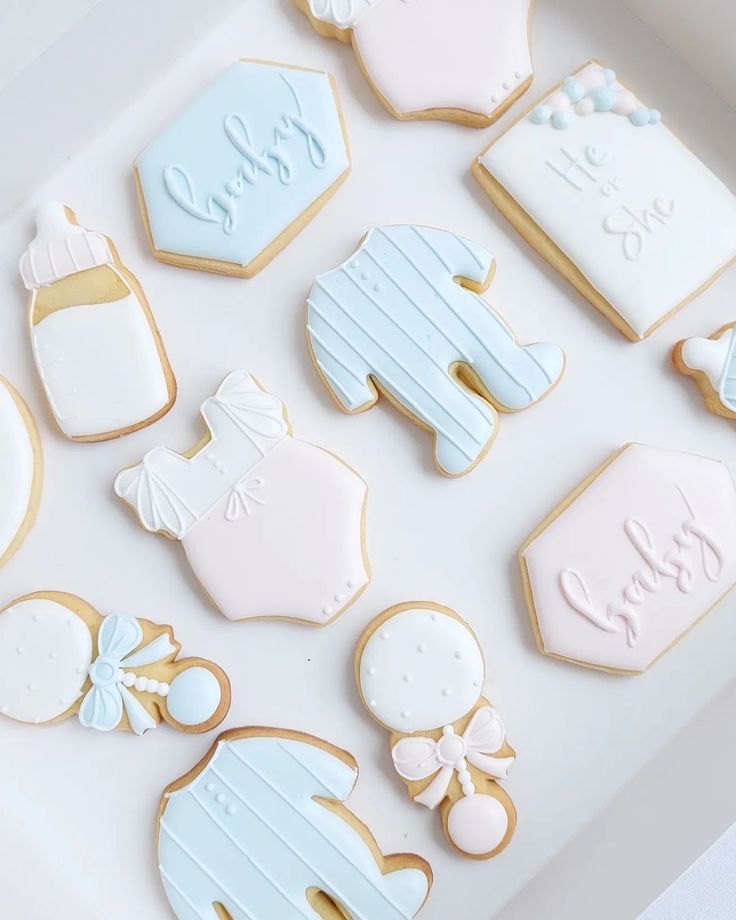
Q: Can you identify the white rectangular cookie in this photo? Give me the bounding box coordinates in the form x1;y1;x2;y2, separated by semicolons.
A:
474;61;736;341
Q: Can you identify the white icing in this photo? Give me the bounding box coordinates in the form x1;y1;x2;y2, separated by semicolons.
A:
308;0;376;27
479;63;736;339
115;372;369;624
307;225;564;476
159;734;430;919
0;600;92;724
166;667;222;726
19;202;112;289
359;607;484;732
0;379;36;563
680;328;736;410
31;285;171;438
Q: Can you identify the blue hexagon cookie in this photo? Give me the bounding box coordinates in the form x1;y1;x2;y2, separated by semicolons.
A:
135;60;351;277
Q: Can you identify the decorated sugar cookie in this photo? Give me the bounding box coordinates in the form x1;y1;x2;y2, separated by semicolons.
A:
294;0;533;127
474;61;736;341
0;592;230;734
520;444;736;673
306;224;565;476
356;602;516;859
673;323;736;420
158;727;433;919
0;376;42;569
115;372;370;624
135;59;351;277
20;203;176;441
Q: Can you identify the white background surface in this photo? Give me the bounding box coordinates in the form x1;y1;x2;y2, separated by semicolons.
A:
1;0;736;918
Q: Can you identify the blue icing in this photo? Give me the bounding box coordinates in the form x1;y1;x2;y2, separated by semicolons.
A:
159;735;430;919
136;61;349;268
306;226;564;476
528;64;661;130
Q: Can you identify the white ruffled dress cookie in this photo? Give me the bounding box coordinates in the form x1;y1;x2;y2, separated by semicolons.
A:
115;372;370;625
357;603;517;858
299;0;534;126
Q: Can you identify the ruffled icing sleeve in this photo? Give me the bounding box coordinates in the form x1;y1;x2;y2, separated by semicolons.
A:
114;458;198;539
307;0;376;28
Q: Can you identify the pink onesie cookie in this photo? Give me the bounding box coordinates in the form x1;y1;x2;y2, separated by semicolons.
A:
294;0;533;127
115;372;370;625
356;602;516;859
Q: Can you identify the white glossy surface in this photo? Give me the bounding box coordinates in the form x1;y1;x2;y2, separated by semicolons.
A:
2;0;736;918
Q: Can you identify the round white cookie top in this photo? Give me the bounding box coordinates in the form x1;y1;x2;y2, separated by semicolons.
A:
358;606;484;732
0;599;92;724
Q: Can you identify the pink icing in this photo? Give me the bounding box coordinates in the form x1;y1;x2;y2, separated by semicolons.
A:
351;0;532;119
522;444;736;672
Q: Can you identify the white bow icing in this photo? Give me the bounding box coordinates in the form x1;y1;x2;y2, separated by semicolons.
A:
225;476;266;520
78;614;175;735
391;707;514;809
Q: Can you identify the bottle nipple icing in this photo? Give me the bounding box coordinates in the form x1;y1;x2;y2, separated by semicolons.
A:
19;202;112;290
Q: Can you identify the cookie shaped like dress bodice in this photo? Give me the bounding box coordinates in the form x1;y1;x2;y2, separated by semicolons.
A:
115;372;369;624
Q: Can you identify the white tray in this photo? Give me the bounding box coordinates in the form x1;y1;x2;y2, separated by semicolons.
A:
2;1;736;918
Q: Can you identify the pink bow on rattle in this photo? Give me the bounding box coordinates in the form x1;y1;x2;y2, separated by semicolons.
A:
391;706;515;809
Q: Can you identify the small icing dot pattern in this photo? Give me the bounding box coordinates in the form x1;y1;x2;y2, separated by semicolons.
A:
0;600;93;725
202;780;238;818
359;607;484;732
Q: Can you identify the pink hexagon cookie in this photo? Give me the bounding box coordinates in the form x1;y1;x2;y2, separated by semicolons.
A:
520;444;736;673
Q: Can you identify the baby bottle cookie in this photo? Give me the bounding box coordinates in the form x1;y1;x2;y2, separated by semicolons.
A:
158;727;432;920
673;323;736;420
294;0;534;127
115;371;370;624
20;203;176;441
306;224;564;476
135;59;351;277
356;602;516;859
0;591;230;734
0;376;42;569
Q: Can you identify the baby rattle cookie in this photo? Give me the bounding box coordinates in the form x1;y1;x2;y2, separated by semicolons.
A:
135;59;351;277
114;371;370;625
0;591;230;734
306;224;565;476
157;726;433;919
474;61;736;341
0;376;42;569
673;323;736;420
520;444;736;674
293;0;534;127
19;203;176;441
356;602;516;859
